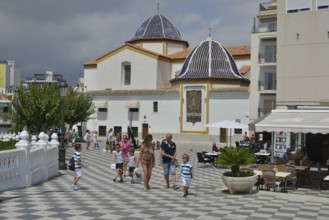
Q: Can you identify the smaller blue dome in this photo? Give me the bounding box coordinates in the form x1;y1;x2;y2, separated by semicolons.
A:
130;13;182;41
172;37;249;82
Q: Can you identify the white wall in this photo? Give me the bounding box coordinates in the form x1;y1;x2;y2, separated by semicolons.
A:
167;42;185;55
88;49;159;91
277;0;329;105
142;42;163;54
86;93;181;139
208;91;250;133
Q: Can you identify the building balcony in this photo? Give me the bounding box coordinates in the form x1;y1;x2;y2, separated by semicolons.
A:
258;80;277;92
258;53;276;64
258;107;274;118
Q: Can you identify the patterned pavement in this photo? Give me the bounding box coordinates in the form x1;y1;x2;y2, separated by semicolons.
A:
1;141;329;220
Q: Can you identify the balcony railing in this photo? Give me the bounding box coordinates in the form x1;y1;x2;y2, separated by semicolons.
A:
258;52;277;64
258;80;277;91
258;107;274;118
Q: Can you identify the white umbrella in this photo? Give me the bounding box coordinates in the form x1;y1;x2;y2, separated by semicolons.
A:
205;120;248;146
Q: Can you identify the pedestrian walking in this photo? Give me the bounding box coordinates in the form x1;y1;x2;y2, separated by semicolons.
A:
113;144;125;183
180;153;194;197
84;129;91;150
128;147;137;183
137;134;155;191
106;128;114;153
70;144;87;190
160;133;179;190
93;131;99;149
119;134;130;176
71;129;78;147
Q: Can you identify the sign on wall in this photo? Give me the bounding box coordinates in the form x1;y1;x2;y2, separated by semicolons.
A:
186;90;201;125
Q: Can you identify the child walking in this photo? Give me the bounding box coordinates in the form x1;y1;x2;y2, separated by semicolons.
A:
70;144;87;190
181;153;194;197
113;144;125;183
128;147;137;183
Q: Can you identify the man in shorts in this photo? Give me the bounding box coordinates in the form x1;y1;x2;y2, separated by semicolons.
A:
160;133;179;190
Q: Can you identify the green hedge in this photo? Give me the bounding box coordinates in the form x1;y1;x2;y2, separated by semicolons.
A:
0;140;17;151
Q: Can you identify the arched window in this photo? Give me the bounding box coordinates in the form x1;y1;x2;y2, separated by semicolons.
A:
122;62;131;85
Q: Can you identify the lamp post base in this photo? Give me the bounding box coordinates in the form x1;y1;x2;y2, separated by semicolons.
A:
58;133;67;170
59;161;67;170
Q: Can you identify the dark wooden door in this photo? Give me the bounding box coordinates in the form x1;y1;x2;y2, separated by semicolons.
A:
142;123;148;140
220;128;227;143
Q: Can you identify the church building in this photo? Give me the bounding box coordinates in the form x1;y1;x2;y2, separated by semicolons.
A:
83;12;250;144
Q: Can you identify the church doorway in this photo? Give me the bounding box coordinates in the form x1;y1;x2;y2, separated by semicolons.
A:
142;123;148;140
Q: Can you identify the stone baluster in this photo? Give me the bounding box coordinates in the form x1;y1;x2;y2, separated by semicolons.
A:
15;130;32;188
37;132;48;180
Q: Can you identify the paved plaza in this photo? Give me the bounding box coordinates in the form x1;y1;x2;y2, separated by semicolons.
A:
1;141;329;219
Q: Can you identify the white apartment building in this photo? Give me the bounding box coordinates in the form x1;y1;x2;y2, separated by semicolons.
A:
255;0;329;162
250;0;278;138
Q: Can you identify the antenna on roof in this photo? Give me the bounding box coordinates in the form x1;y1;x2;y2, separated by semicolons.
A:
208;25;212;37
157;3;160;13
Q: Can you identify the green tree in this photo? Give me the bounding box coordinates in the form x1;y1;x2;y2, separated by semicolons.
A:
11;84;95;134
63;88;95;129
14;83;61;133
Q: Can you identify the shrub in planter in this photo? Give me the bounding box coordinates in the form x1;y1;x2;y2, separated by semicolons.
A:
0;139;17;151
216;147;256;177
216;147;258;194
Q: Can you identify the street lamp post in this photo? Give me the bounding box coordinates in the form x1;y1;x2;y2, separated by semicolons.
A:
14;88;20;134
58;83;68;170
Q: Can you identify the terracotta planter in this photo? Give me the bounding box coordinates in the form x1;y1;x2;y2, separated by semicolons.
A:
222;173;258;194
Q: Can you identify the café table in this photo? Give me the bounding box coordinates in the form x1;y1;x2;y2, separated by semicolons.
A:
294;165;308;171
205;152;219;166
254;170;291;193
254;152;271;164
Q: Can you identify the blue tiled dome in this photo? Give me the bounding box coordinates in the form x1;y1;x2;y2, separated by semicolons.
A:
172;38;248;82
130;13;182;41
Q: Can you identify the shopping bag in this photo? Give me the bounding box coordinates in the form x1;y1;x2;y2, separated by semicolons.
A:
133;167;144;184
111;163;116;170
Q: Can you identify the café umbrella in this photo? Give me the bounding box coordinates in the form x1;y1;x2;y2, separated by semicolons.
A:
204;120;248;146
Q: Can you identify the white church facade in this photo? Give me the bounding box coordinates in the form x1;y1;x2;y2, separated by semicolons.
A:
82;13;251;144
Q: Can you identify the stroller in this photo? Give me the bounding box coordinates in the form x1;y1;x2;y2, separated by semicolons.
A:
133;167;144;184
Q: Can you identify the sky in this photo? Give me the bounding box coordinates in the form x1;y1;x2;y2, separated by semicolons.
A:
0;0;264;85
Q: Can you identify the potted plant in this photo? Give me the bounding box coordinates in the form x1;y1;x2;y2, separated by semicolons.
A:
216;147;257;194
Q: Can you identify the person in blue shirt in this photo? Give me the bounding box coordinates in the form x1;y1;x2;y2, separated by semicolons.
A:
180;153;194;197
280;147;292;161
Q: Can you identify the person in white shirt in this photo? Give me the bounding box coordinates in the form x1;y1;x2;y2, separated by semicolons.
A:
106;128;114;153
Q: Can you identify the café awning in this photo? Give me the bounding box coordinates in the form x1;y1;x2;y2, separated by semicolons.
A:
255;110;329;134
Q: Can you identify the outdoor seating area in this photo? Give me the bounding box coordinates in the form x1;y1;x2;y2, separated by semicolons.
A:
251;162;329;193
195;145;329;194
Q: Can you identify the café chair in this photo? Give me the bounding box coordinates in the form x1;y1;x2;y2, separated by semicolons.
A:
276;165;288;172
284;165;297;190
196;152;211;168
262;169;281;192
297;160;312;185
256;164;271;190
258;164;271;171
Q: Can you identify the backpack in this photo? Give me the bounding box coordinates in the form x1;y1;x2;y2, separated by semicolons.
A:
69;156;75;171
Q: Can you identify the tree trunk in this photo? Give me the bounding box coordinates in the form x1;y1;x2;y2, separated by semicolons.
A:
231;165;240;177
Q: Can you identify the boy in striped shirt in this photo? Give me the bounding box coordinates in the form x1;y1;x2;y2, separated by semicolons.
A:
180;153;194;197
71;144;87;190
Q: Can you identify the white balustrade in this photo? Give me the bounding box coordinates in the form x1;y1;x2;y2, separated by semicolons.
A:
0;130;59;192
